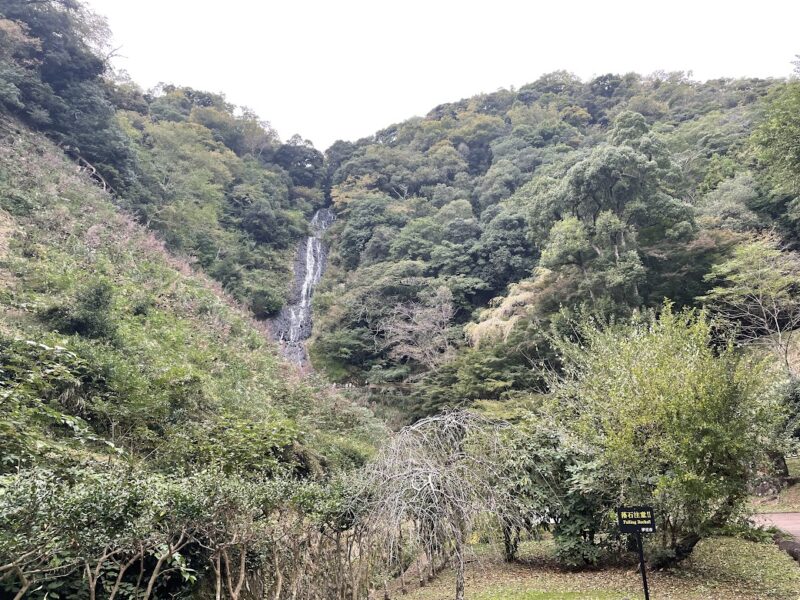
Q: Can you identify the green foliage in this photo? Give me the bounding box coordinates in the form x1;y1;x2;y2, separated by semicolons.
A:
156;411;299;475
0;4;326;318
40;278;118;340
542;306;782;565
0;337;115;472
0;1;137;189
697;173;764;232
1;16;797;593
117;101;311;315
314;72;776;386
753;82;800;198
701;238;800;315
0;465;344;599
0;123;380;471
0;102;382;600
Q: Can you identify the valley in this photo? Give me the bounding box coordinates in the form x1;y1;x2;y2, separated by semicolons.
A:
1;1;800;599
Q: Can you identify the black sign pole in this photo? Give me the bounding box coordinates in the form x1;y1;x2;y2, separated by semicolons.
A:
636;531;650;600
617;506;655;599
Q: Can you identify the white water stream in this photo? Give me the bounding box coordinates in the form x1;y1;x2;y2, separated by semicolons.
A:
274;208;334;363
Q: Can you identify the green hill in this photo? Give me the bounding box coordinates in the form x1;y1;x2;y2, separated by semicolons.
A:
2;2;800;598
310;71;798;419
0;114;381;473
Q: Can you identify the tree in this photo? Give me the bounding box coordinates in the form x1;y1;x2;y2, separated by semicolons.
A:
524;112;692;310
472;205;535;289
697;173;763;232
189;473;274;600
753;82;800;198
0;0;137;189
540;216;595;298
499;407;612;567
274;135;324;188
361;411;520;600
701;236;800;378
546;306;781;566
380;286;457;373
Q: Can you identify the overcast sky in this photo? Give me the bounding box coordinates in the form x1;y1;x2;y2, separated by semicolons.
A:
85;0;799;150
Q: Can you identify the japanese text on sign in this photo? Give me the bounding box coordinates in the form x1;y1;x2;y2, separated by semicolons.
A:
617;506;656;534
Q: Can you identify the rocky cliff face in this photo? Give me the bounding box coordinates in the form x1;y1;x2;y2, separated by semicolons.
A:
272;208;334;363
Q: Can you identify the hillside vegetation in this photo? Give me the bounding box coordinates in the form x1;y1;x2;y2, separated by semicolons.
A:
0;117;384;598
0;0;326;317
3;1;800;599
312;68;800;418
0;117;380;471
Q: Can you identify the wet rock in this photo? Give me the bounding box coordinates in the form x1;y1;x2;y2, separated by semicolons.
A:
272;208;334;364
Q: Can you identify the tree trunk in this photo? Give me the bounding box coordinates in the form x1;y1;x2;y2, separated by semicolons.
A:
86;562;97;600
143;532;186;600
398;526;406;595
134;552;145;596
11;568;30;600
454;556;465;600
649;533;701;569
213;553;222;600
502;522;519;562
272;550;283;600
109;550;143;600
12;581;30;600
454;532;465;600
142;554;167;600
770;450;790;479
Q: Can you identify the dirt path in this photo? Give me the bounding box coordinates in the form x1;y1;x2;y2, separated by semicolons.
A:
754;513;800;539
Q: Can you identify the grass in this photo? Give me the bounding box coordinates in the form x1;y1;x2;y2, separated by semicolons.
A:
752;483;800;513
679;536;800;597
400;536;800;600
750;457;800;513
471;592;622;600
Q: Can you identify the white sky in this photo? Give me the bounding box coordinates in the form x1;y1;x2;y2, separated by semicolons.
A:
85;0;799;151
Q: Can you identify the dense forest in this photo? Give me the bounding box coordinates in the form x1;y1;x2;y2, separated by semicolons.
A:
2;1;800;599
0;0;327;318
312;67;799;417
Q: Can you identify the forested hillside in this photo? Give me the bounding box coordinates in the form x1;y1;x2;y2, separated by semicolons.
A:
0;2;383;598
312;68;800;417
3;0;800;598
0;0;325;317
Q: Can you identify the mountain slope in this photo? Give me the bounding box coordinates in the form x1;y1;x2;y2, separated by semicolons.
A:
0;115;381;474
311;73;781;397
0;1;327;320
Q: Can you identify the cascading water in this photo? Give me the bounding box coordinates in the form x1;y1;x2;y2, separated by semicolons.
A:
273;208;334;363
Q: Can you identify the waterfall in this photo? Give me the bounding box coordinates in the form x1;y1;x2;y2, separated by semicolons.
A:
273;208;334;363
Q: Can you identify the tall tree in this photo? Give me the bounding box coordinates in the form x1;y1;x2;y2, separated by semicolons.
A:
380;286;457;372
753;82;800;199
548;306;781;566
701;236;800;378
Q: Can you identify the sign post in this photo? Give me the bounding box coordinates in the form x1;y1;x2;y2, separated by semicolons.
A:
617;506;656;600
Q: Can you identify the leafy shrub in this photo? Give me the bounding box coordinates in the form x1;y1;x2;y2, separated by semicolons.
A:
40;280;118;341
250;285;284;318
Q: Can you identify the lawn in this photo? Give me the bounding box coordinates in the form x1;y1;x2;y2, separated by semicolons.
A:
399;536;800;600
752;482;800;513
750;456;800;513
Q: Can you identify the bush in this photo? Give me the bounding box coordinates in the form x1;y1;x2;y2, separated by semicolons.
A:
250;285;284;318
519;306;784;567
40;280;117;341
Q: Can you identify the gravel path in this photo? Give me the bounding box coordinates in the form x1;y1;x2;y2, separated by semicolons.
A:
754;512;800;539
